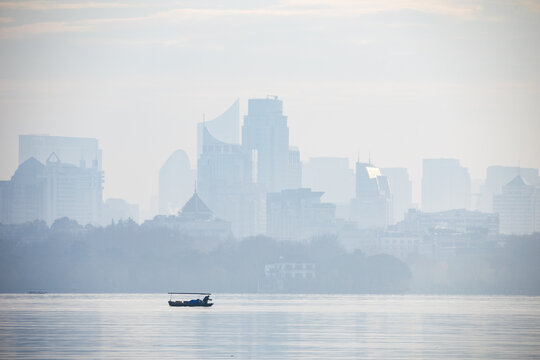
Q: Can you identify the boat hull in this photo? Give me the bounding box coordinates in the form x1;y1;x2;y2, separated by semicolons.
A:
168;301;213;307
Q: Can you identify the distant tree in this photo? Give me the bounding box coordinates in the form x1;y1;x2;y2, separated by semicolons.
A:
51;217;82;232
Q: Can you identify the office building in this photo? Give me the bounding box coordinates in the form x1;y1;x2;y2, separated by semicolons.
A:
422;158;471;212
1;154;103;226
493;176;539;235
303;157;355;205
266;188;336;241
480;166;539;213
198;126;265;237
350;162;392;228
19;134;102;170
381;167;412;223
242;96;290;192
196;99;240;158
158;149;195;215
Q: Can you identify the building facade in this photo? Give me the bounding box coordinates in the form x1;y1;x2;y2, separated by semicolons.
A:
158;149;195;215
242;96;290;193
266;188;336;241
493;176;538;235
422;158;471;212
350;162;392;228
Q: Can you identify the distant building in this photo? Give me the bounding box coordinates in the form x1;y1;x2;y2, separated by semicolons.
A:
493;176;539;235
287;147;302;189
266;188;336;241
381;167;412;223
198;126;265;238
1;157;46;224
397;208;499;236
42;153;103;225
260;262;316;292
303;157;355;205
350;162;392;228
480;166;539;213
158;149;195;215
379;232;422;260
1;155;103;226
422;158;470;212
19;134;102;171
102;198;139;225
197;99;240;158
144;191;232;243
242;96;290;193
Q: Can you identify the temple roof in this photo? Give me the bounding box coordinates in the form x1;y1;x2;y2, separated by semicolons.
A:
181;192;213;214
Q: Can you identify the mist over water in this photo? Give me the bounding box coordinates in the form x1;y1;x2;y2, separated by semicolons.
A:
1;294;539;359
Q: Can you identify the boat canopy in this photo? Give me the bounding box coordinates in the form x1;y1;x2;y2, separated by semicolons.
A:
168;292;211;295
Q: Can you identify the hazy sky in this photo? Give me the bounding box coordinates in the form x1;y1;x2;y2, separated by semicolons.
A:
1;0;539;213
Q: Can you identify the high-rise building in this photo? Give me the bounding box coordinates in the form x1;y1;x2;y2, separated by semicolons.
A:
198;126;265;237
1;154;103;226
19;134;102;170
196;99;240;158
158;149;195;215
422;158;471;212
287;146;302;189
493;176;539;235
43;153;103;225
266;188;336;241
2;157;46;224
303;157;355;204
350;162;392;228
380;167;412;223
479;166;539;213
242;96;290;193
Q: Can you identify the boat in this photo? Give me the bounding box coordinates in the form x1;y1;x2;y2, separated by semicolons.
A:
168;292;213;307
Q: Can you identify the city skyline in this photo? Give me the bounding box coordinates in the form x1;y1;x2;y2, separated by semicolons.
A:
1;0;539;211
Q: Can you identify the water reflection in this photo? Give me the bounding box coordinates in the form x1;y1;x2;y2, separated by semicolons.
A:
0;294;539;359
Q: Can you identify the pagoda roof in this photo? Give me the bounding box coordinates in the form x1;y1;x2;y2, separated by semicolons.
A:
181;192;213;214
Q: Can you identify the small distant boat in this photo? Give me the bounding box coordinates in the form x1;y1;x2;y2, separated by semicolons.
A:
168;292;213;307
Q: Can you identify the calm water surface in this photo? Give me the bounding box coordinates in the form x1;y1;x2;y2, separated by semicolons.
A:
1;294;539;359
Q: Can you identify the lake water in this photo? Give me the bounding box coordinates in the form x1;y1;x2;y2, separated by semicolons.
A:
1;294;539;359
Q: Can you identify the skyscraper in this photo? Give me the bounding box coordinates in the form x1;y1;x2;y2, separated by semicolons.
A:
422;158;471;212
196;99;240;158
1;154;103;226
158;149;195;215
381;167;412;223
303;157;355;204
287;146;302;189
19;134;102;170
43;153;103;225
266;188;336;241
479;166;539;213
350;162;392;228
198;126;265;237
493;176;539;235
242;96;290;193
